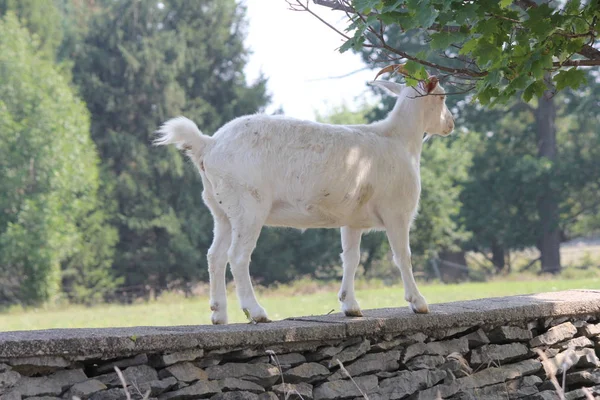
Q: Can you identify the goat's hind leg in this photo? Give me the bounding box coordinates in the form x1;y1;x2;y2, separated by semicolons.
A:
203;192;232;325
339;226;363;317
226;199;270;323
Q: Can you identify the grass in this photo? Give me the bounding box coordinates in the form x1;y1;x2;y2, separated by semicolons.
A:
2;276;599;332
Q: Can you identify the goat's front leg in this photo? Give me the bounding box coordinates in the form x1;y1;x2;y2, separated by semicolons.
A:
227;216;270;323
339;227;363;317
385;219;429;314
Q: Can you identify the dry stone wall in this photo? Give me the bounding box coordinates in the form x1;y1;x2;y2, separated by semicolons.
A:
3;290;600;400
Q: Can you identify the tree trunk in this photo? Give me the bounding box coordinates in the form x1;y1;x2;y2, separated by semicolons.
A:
535;81;562;274
491;241;505;274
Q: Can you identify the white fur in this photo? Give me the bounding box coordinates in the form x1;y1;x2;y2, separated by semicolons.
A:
155;79;454;324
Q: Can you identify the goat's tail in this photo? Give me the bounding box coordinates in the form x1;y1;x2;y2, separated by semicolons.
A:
154;116;213;154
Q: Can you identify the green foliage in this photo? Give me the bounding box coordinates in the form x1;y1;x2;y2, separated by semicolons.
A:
0;13;117;305
71;0;269;292
0;0;63;59
457;76;600;267
337;0;599;104
413;135;474;262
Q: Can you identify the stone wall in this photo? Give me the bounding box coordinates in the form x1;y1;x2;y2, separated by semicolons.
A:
3;290;600;400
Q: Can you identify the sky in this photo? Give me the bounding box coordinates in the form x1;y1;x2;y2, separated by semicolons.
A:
244;0;376;120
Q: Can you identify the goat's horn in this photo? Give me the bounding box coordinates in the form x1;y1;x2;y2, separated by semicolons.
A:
373;63;410;81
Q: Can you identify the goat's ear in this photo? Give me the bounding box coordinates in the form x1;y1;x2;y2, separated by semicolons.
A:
426;76;439;93
369;80;405;96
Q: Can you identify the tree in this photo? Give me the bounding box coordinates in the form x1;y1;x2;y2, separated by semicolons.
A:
72;0;268;295
328;5;597;274
0;13;117;305
458;76;600;274
301;0;599;104
0;0;63;59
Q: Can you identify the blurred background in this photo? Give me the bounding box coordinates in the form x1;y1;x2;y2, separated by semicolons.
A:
1;0;599;330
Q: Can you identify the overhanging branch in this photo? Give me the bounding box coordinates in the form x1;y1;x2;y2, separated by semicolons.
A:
313;0;600;68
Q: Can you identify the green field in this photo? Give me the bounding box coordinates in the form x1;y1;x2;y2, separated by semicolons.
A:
2;277;599;332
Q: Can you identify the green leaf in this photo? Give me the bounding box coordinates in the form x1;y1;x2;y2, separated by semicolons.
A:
404;60;428;80
522;80;547;102
352;0;382;13
459;38;479;55
429;31;467;50
339;38;354;53
500;0;512;8
378;11;407;25
454;3;479;24
380;0;404;13
415;3;438;28
554;68;587;91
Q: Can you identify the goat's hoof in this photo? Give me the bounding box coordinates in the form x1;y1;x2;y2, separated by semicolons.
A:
344;309;363;317
409;301;429;314
251;316;272;323
341;298;362;317
211;316;228;325
243;307;271;324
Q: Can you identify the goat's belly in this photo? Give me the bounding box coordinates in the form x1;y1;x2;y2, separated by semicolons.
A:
265;201;382;230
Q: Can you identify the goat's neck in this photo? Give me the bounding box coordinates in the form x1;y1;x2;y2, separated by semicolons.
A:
379;95;426;162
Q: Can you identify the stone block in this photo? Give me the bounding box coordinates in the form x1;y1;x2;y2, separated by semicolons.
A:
150;350;203;368
272;382;313;400
8;357;72;376
404;337;469;362
380;369;446;399
122;364;159;386
269;353;306;369
565;370;600;386
557;336;594;350
0;392;21;400
0;370;21;389
411;359;542;400
95;354;148;374
158;362;206;382
328;351;400;380
542;348;600;376
66;379;107;400
89;388;127;400
257;392;278;400
218;378;264;394
469;343;530;367
314;375;378;400
284;363;329;383
308;338;363;361
530;322;577;347
9;377;62;397
440;353;472;378
138;377;178;396
206;363;279;387
463;329;490;348
488;326;532;343
327;340;370;368
406;355;445;370
49;369;88;391
158;380;221;400
94;372;120;388
581;322;600;336
210;392;259;400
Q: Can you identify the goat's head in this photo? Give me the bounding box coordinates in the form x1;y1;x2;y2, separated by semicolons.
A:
371;64;454;137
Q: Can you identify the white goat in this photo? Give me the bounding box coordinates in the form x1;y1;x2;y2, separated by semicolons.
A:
155;66;454;324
